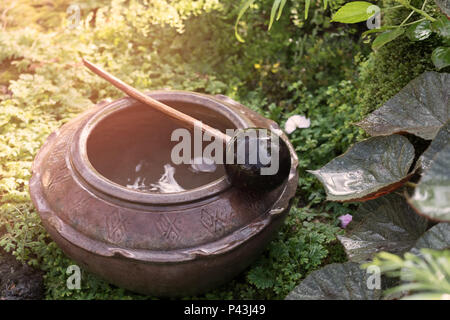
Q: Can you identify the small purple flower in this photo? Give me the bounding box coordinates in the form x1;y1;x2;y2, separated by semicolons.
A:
338;214;352;228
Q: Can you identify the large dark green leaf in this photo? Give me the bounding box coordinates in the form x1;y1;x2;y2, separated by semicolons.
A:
409;144;450;221
286;262;382;300
308;135;415;201
419;121;450;171
338;194;428;263
435;0;450;17
411;223;450;255
431;47;450;70
405;21;432;41
357;72;450;140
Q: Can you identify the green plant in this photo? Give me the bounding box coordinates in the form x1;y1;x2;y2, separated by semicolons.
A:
367;249;450;300
234;0;346;42
331;0;449;69
235;0;292;42
310;71;449;208
287;71;449;300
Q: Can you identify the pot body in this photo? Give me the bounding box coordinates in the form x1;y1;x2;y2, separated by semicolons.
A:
29;91;298;296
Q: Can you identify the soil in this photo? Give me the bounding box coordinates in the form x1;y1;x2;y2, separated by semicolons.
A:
0;248;44;300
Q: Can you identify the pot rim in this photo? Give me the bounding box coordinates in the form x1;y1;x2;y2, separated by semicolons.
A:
70;91;250;205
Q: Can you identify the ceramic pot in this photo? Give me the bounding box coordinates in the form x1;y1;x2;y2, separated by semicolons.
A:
29;91;298;296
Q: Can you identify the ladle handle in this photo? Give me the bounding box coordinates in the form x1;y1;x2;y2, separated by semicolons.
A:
82;58;230;143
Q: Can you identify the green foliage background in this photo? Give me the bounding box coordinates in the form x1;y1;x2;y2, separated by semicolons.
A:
0;0;441;299
357;0;445;114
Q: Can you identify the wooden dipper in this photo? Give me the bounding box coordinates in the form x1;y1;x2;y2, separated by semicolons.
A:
82;58;291;191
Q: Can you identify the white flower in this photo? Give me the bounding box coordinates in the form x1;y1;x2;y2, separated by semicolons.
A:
284;115;310;134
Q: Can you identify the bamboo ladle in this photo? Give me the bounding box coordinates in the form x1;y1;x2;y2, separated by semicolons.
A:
82;58;291;191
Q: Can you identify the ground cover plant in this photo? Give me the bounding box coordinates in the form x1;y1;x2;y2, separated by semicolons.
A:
0;0;448;300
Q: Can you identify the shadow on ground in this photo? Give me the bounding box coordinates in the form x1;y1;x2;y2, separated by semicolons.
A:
0;248;44;300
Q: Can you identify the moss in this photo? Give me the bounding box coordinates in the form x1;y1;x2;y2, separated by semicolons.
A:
322;240;347;266
357;0;444;114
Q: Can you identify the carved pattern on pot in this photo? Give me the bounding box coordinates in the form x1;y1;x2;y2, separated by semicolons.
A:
67;188;87;214
105;208;127;244
156;215;181;243
200;206;236;236
46;146;65;167
63;187;90;226
42;151;71;195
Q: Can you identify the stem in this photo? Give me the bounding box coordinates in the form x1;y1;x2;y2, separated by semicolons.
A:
375;18;426;31
402;18;426;27
400;10;415;26
404;3;436;22
421;0;428;10
383;5;404;11
401;0;428;26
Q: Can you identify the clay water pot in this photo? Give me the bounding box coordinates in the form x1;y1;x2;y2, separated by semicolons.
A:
29;91;298;297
